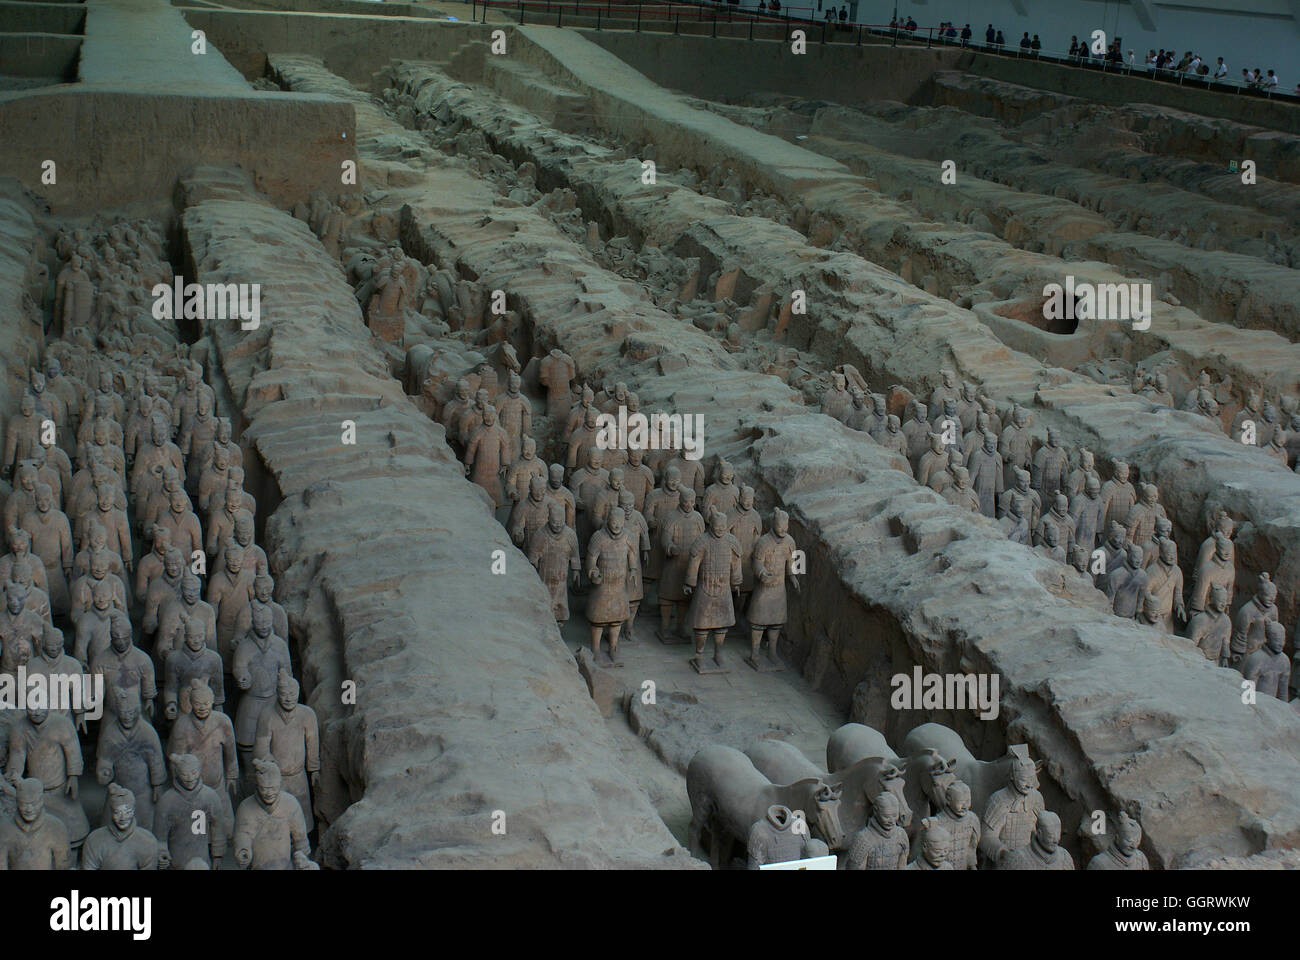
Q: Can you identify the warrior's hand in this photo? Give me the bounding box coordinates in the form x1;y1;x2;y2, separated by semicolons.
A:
66;778;78;801
227;777;240;798
588;568;602;585
683;585;693;597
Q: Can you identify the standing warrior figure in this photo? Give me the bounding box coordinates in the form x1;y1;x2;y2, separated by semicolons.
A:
232;606;293;778
254;670;320;828
154;753;227;870
1230;572;1279;666
527;503;580;627
166;679;239;832
1185;584;1232;665
846;792;908;870
96;687;167;829
537;348;577;419
233;757;316;870
1188;531;1235;615
1070;474;1106;554
6;704;89;849
1241;621;1290;700
746;508;800;671
464;406;510;507
585;510;638;666
907;818;954;870
0;777;70;870
820;372;852;423
936;780;980;870
617;489;650;641
966;430;1003;517
997;811;1073;870
997;404;1033;490
658;487;705;643
729;486;762;617
1087;812;1149;870
1123;482;1166;548
1100;460;1137;532
684;509;743;673
504;436;546;505
979;747;1045;866
1030;428;1069;501
81;782;159;870
1143;538;1185;632
494;373;531;463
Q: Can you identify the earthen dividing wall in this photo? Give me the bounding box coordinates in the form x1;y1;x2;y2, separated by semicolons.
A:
179;168;694;869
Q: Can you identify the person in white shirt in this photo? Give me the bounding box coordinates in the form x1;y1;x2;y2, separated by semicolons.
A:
1146;50;1157;69
1265;70;1279;88
1126;49;1135;68
1187;55;1201;74
1214;58;1227;79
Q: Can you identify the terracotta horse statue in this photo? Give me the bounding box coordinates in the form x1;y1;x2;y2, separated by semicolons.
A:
687;744;846;868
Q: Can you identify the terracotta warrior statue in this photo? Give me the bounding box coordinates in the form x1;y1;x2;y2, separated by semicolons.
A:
81;782;159;869
6;704;89;848
1241;621;1290;700
1123;482;1166;549
967;430;1003;517
527;502;580;626
585;509;638;665
537;348;577;419
729;486;762;617
979;748;1045;866
643;465;681;587
20;483;73;616
1185;584;1232;665
1101;460;1137;531
1231;572;1279;666
166;679;239;831
998;404;1033;490
684;508;743;673
0;777;70;869
509;475;552;548
846;792;909;870
96;687;166;829
997;810;1073;870
494;373;531;464
232;605;293;778
1188;531;1235;615
998;467;1041;530
746;508;800;670
233;757;316;870
903;401;931;469
504;436;546;504
617;489;650;641
702;461;741;520
1106;543;1149;619
658;487;705;643
1070;473;1106;554
154;753;227;870
1030;427;1069;501
821;372;852;423
747;804;824;869
464;405;510;507
1143;538;1186;632
163;614;225;719
907;818;954;870
936;780;980;870
1086;811;1149;870
254;669;320;827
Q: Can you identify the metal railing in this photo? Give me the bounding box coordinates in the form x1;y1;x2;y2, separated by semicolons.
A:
464;0;1299;103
